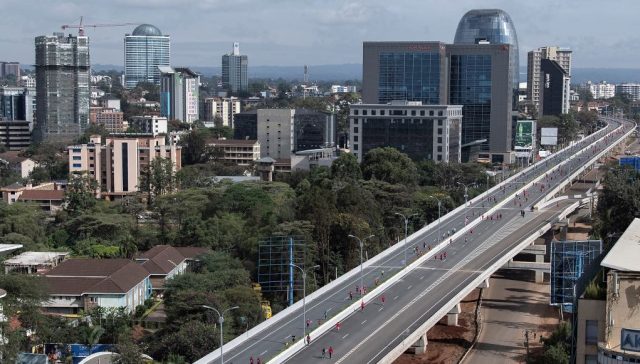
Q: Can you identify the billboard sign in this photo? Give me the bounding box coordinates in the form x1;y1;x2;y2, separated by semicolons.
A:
622;328;640;352
515;120;535;148
541;127;558;146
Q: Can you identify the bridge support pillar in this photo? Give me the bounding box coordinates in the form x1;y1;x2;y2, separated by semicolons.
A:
478;278;490;289
535;254;544;283
411;333;428;354
447;303;461;326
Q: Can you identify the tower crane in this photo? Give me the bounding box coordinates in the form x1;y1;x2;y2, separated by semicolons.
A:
61;16;140;36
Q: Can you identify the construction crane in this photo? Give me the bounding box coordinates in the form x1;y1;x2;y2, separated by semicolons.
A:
61;16;140;36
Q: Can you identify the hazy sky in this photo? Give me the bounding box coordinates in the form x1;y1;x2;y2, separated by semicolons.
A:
1;0;638;69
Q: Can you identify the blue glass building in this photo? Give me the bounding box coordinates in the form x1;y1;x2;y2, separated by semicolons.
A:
454;9;519;88
124;24;170;89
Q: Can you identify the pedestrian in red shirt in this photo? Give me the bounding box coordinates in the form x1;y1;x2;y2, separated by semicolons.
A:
328;346;334;358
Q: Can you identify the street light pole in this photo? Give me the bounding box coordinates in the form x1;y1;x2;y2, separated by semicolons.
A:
428;196;442;243
456;182;471;207
394;213;417;266
348;234;375;297
290;263;320;340
202;305;239;364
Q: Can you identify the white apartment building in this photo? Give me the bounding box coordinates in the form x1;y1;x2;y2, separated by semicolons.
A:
616;83;640;101
68;135;181;200
129;115;168;136
527;46;572;110
331;85;357;94
588;81;616;99
203;97;241;127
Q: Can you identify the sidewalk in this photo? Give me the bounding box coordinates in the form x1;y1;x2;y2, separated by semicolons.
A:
463;270;559;364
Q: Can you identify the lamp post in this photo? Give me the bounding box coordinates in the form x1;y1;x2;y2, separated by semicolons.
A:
394;213;417;266
428;196;442;244
456;182;472;207
348;234;375;297
290;263;320;340
202;305;239;364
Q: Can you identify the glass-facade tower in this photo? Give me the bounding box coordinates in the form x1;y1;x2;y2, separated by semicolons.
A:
222;42;248;94
378;52;441;104
454;9;519;88
124;24;170;89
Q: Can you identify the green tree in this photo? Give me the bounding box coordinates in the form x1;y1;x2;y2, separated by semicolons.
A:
331;153;362;181
139;158;177;204
65;173;98;214
180;128;213;165
362;147;417;185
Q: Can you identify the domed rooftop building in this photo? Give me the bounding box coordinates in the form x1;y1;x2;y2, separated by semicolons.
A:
132;24;163;37
454;9;519;86
124;24;170;89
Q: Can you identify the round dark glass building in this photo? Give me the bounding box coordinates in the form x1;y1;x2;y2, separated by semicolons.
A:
454;9;519;86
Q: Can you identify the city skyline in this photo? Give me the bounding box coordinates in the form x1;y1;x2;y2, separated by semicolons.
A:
1;0;638;69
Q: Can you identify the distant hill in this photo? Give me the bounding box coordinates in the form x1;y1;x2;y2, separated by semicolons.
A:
90;63;362;81
86;64;640;84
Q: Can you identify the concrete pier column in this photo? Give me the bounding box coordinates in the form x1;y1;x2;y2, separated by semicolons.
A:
478;278;490;289
535;254;544;283
411;333;428;354
447;303;461;326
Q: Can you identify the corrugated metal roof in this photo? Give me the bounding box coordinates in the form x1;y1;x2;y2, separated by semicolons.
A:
601;218;640;272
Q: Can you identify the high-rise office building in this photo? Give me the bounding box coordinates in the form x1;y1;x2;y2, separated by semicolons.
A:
124;24;170;89
0;62;20;79
362;42;448;105
222;42;248;93
159;66;199;123
588;81;616;100
454;9;519;89
539;59;570;116
35;33;90;141
349;102;462;163
0;87;35;122
527;46;572;112
616;83;640;101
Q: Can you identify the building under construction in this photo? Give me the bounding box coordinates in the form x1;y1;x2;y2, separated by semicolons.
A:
34;32;90;141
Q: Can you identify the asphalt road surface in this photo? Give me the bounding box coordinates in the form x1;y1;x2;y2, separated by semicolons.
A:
205;118;631;364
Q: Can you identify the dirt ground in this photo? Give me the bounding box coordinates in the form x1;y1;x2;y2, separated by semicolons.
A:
393;289;481;364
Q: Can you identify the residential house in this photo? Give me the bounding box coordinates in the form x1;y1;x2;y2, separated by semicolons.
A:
0;151;36;178
135;245;208;292
43;259;151;314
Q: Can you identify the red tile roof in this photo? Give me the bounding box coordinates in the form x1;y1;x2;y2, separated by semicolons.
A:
19;190;64;201
0;151;28;164
136;245;186;275
45;259;149;295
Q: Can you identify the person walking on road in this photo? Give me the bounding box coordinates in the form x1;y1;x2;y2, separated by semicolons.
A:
256;358;261;364
381;295;385;305
361;300;365;311
307;334;311;345
349;291;353;300
322;347;326;358
328;346;334;359
250;356;254;364
336;321;341;331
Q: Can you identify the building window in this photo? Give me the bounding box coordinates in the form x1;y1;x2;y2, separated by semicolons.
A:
372;110;376;116
585;320;598;344
438;111;443;116
438;129;442;135
438;119;443;126
420;110;425;116
353;144;358;151
72;148;81;153
380;110;385;116
354;136;358;142
354;109;359;115
72;163;82;168
362;110;368;116
437;155;442;161
411;110;416;116
354;126;359;133
437;146;442;152
429;110;434;116
438;137;442;143
72;156;81;160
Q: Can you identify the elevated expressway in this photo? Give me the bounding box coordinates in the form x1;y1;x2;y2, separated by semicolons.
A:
196;117;635;364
